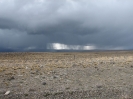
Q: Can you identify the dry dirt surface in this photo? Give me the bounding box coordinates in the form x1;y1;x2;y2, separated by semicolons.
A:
0;51;133;99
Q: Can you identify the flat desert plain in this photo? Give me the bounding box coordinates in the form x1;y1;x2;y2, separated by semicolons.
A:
0;51;133;99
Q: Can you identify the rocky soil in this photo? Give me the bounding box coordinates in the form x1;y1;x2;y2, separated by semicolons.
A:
0;51;133;99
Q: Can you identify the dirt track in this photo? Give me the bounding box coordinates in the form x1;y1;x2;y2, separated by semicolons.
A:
0;51;133;99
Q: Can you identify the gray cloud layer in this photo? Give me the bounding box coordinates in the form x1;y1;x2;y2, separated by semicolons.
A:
0;0;133;51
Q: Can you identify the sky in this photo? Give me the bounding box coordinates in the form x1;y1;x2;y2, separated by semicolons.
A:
0;0;133;52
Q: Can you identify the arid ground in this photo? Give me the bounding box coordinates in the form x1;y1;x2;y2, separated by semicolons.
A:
0;51;133;99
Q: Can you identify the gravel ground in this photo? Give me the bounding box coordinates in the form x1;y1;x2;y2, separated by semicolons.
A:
0;51;133;99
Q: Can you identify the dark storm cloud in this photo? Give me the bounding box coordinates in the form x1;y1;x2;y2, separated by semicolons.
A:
0;0;133;51
0;18;16;29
